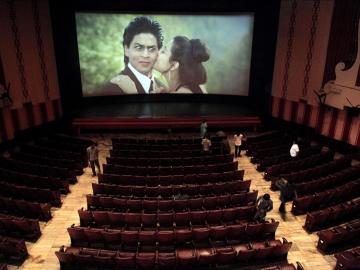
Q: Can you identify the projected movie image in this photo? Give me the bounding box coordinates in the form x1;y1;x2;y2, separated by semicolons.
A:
76;13;254;96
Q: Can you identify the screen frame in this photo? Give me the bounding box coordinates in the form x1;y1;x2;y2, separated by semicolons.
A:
49;0;280;117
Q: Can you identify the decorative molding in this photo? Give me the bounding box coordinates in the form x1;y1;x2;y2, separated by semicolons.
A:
281;0;297;98
7;0;29;100
323;18;360;109
302;0;320;97
32;0;50;99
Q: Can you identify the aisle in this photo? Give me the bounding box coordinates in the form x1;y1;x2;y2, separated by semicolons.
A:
237;151;336;270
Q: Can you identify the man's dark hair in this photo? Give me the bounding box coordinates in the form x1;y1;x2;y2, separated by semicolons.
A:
263;193;270;200
123;16;163;64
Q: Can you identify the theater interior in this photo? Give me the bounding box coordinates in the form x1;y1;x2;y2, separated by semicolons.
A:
0;0;359;269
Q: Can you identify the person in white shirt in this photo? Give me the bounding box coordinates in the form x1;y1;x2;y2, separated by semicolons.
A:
290;141;300;158
234;132;243;158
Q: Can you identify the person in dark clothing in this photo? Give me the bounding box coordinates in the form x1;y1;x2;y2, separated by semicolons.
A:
93;16;164;95
254;193;273;222
276;178;293;213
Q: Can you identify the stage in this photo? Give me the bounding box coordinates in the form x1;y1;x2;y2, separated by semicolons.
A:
71;101;262;134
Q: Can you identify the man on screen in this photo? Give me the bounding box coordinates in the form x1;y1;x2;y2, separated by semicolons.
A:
95;16;164;95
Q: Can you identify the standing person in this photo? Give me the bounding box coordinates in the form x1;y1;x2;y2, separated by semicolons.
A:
275;178;292;213
94;16;164;95
254;193;273;222
201;134;212;154
234;132;243;158
200;119;208;139
154;36;209;93
87;142;101;177
290;140;300;158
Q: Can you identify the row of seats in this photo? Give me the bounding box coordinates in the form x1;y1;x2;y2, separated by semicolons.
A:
317;220;360;253
68;221;279;250
291;178;360;215
335;247;360;270
0;236;28;264
0;195;52;221
246;137;292;156
36;137;91;153
0;181;61;207
86;191;258;212
51;133;93;146
11;152;83;175
21;144;86;165
112;137;208;145
257;145;321;171
112;142;217;151
250;144;293;164
106;154;233;167
0;213;40;240
0;167;70;193
99;170;245;186
273;158;351;187
56;238;292;269
293;166;360;196
264;151;334;179
93;180;250;198
0;157;76;182
110;148;221;158
304;198;360;232
103;162;237;176
78;206;256;229
0;264;6;270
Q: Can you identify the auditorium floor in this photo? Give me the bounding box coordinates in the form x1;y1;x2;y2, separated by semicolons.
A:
8;133;336;270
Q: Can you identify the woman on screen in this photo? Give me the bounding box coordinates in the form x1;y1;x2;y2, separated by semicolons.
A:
154;36;209;94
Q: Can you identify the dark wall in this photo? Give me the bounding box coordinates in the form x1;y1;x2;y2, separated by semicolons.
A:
49;0;280;117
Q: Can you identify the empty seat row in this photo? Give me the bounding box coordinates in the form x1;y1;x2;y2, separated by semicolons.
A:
247;136;292;155
317;220;360;253
103;162;237;176
257;145;321;171
265;151;334;179
112;136;203;145
335;247;360;270
110;148;221;158
36;137;91;153
112;142;215;151
87;190;258;212
304;198;360;232
0;236;28;264
0;181;61;207
93;180;250;198
21;144;86;165
272;158;352;188
293;166;360;196
0;195;51;221
0;167;70;193
0;157;76;182
0;213;41;240
291;179;360;215
68;221;279;250
106;154;233;167
78;206;256;229
11;152;83;175
51;133;93;146
99;170;245;186
56;238;292;270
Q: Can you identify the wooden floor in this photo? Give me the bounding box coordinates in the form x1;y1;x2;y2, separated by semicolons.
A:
8;133;336;270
